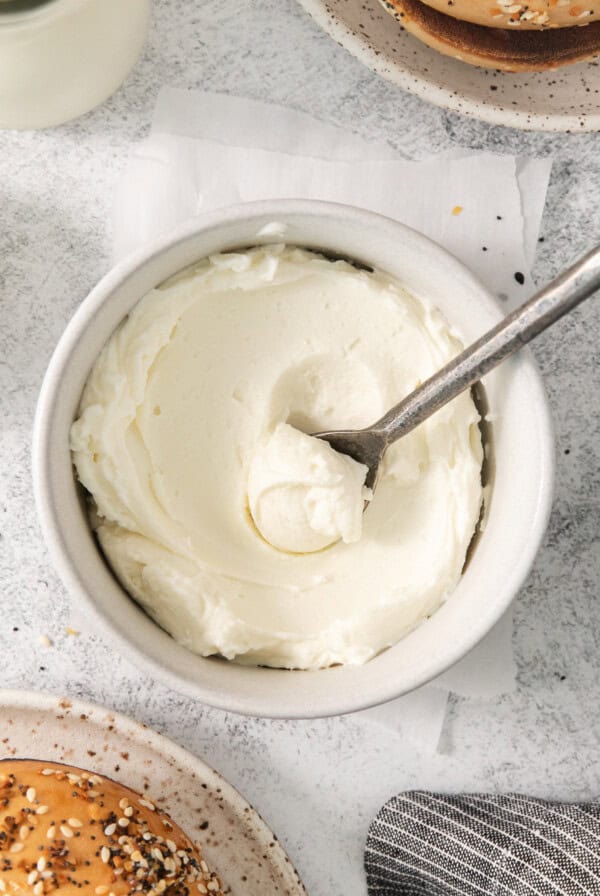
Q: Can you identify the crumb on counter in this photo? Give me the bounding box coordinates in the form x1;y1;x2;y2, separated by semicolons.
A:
38;634;52;648
452;205;464;216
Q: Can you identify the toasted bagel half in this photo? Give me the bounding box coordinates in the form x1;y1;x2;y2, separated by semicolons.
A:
379;0;600;69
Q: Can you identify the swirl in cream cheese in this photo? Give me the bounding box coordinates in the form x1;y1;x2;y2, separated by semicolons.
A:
247;422;370;553
70;245;483;670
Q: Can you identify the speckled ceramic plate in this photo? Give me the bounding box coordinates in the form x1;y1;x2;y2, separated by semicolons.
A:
296;0;600;130
0;690;306;896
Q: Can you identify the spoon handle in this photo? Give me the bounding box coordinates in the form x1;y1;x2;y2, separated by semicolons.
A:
375;243;600;443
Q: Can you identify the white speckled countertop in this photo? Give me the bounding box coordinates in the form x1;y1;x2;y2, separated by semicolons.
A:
1;1;600;894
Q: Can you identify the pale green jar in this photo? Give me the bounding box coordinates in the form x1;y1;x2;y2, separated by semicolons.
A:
0;0;150;129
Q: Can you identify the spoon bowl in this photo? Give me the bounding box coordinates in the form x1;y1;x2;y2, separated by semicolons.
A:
311;428;387;491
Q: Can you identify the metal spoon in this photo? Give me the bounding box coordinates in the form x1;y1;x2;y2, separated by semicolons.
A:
314;244;600;492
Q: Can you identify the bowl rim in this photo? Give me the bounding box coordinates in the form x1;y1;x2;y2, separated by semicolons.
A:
32;198;555;718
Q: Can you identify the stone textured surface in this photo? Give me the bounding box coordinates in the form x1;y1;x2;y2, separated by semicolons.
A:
1;1;599;894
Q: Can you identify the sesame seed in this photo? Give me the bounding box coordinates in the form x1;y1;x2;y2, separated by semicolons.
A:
124;806;134;818
41;768;55;776
26;787;36;803
27;871;38;886
46;825;56;839
101;846;111;864
200;861;209;873
104;823;117;836
36;805;49;815
19;824;29;840
95;887;109;895
139;799;155;811
67;773;81;784
10;842;23;853
33;883;43;896
166;839;177;853
118;817;129;827
68;817;83;828
0;881;5;892
60;824;74;838
37;858;46;872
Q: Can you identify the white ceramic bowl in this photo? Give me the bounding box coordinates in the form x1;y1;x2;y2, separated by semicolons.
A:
33;200;554;719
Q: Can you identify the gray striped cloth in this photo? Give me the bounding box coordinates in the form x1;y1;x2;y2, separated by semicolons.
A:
365;792;600;895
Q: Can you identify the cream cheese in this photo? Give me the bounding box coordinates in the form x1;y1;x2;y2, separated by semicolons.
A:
248;422;370;553
70;245;483;670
